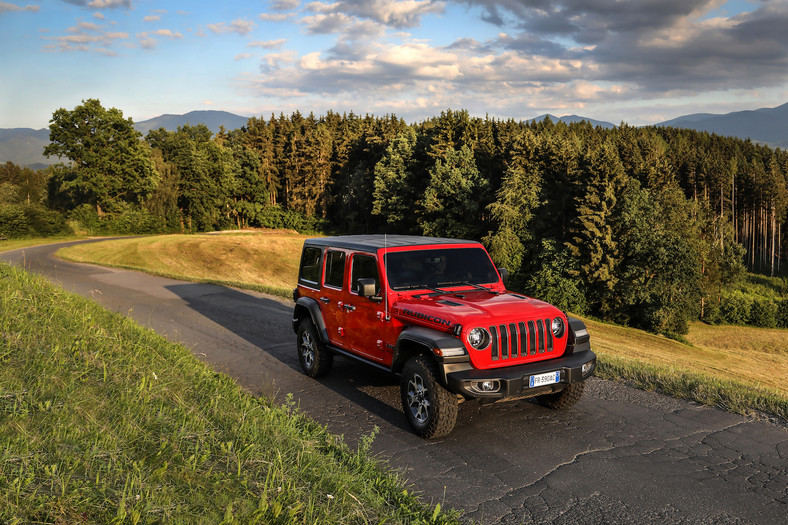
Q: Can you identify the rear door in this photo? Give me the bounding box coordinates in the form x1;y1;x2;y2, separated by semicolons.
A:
320;249;347;348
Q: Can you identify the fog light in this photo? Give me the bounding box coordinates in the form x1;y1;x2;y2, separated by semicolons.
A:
473;380;500;393
582;361;594;376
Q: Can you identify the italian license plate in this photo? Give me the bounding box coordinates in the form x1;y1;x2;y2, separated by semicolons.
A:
529;371;560;388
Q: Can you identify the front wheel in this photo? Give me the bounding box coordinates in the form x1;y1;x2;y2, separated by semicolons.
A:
400;356;458;439
297;318;333;378
536;381;585;410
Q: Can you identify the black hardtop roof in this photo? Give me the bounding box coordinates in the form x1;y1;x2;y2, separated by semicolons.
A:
303;235;481;252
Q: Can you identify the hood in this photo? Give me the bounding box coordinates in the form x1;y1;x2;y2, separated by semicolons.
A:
392;289;563;331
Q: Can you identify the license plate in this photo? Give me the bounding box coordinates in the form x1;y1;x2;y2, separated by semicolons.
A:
529;371;560;388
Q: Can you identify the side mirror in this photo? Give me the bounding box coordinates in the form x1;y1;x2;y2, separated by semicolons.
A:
498;268;509;287
356;278;377;298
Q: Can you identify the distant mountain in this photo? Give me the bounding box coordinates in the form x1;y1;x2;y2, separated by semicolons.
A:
135;110;250;135
0;111;251;167
0;128;51;168
656;102;788;149
527;114;616;129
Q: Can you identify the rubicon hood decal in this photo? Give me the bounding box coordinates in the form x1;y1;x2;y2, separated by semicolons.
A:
400;307;453;328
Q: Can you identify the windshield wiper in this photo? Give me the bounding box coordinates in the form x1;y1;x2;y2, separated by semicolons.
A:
397;283;442;292
436;280;497;292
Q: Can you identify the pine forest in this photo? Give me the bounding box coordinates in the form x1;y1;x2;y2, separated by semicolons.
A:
2;100;788;335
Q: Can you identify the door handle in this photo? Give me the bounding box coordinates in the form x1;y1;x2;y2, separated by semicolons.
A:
344;304;356;312
320;296;330;304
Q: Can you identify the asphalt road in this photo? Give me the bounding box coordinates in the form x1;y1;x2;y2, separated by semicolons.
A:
3;240;787;524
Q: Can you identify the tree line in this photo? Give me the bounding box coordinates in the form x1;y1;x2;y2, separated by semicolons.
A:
2;99;787;333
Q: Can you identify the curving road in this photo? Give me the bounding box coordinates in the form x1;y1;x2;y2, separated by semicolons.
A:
3;240;787;524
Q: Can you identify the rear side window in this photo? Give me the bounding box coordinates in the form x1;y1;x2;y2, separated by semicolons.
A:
298;246;322;286
324;250;346;289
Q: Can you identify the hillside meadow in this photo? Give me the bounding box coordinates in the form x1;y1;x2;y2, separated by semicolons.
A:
57;231;788;422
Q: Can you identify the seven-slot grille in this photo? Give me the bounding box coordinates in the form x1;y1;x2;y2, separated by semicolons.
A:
489;319;553;361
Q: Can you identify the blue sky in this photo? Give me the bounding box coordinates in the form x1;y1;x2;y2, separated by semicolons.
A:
1;0;787;129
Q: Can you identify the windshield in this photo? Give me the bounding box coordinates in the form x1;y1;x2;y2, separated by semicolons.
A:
385;247;499;291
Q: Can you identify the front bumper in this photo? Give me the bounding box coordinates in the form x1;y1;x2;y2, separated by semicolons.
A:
445;349;596;402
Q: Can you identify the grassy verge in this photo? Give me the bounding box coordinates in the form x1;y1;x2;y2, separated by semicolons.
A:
0;235;85;253
58;233;307;301
0;262;458;523
57;232;788;425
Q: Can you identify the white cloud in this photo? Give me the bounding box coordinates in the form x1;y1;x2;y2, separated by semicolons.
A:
136;28;183;49
207;18;256;35
270;0;300;11
0;2;39;13
259;12;294;22
248;39;287;49
304;0;445;28
87;0;130;8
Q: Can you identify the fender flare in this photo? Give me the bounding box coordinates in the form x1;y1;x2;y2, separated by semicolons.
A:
292;296;329;344
392;326;468;378
566;316;590;354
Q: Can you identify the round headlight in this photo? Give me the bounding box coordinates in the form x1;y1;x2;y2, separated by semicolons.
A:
467;327;490;349
551;317;565;337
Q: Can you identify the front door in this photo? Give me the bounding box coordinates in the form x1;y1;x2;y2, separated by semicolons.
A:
344;253;390;363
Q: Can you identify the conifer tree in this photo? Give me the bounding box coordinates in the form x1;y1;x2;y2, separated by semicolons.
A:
419;144;487;239
566;139;628;317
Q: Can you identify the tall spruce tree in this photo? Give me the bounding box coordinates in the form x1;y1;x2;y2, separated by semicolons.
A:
566;139;628;317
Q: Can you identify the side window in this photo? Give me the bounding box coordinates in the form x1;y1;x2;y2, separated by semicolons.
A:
351;254;380;295
324;250;346;289
298;246;322;287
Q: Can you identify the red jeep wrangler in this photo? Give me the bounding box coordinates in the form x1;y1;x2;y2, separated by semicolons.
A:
292;235;596;438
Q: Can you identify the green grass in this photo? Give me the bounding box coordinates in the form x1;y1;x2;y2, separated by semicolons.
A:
0;261;459;524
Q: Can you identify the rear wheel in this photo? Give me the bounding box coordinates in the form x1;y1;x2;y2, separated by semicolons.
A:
536;381;585;410
297;318;333;378
400;356;458;439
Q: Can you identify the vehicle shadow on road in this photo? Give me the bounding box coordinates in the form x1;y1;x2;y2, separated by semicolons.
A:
164;282;414;434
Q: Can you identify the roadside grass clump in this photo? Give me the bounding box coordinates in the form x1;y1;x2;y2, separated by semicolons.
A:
0;262;458;524
0;235;84;253
595;353;788;422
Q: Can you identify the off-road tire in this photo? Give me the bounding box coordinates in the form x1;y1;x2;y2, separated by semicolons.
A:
297;318;333;378
536;381;585;410
400;356;458;439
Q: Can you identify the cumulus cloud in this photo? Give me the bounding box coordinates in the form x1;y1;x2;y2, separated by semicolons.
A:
43;17;129;54
136;28;183;49
61;0;131;8
270;0;300;10
0;2;39;13
304;0;445;29
248;39;288;49
449;0;788;96
259;12;294;21
207;18;256;35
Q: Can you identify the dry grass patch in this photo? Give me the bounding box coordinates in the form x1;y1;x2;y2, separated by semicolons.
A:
58;231;312;298
587;318;787;395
